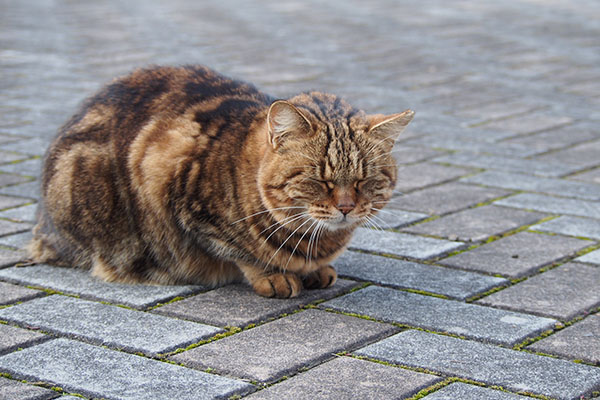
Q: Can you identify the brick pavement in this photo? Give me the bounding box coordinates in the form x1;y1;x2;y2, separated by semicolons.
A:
0;0;599;399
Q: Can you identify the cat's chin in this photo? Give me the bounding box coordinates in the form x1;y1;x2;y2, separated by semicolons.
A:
321;218;360;231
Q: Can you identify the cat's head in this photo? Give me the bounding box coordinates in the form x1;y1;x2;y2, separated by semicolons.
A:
258;92;413;232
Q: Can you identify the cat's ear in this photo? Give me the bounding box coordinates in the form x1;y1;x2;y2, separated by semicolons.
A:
367;109;415;147
267;100;312;149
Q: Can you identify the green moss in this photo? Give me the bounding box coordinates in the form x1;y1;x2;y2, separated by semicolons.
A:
146;296;186;310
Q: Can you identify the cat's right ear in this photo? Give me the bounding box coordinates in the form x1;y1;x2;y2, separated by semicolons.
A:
267;100;312;149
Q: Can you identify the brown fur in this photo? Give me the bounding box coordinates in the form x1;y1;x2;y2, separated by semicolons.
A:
29;65;414;298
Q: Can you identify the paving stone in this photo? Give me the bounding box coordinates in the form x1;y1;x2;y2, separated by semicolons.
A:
0;180;39;199
247;356;441;400
355;330;600;400
0;295;222;356
0;174;30;188
321;286;556;346
576;249;600;265
0;230;32;249
0;137;50;157
388;182;510;215
404;205;545;242
395;162;474;193
0;150;27;165
434;152;580;177
153;279;359;328
531;216;600;240
392;146;446;164
0;219;31;237
0;281;43;305
0;158;41;177
450;99;544;124
503;123;599;153
368;209;428;229
0;264;204;309
570;168;600;184
349;227;465;259
0;338;253;400
422;382;542;400
0;203;36;222
0;324;48;356
0;248;26;268
0;194;28;210
478;113;573;136
405;136;538;158
333;250;507;300
440;231;591;278
528;315;600;365
533;139;600;169
462;170;600;201
496;193;600;219
477;263;600;321
171;309;397;383
0;376;58;400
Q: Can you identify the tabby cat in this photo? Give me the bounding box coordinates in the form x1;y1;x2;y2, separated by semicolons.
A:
28;65;414;298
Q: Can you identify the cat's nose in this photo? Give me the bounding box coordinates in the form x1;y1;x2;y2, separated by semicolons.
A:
337;202;355;215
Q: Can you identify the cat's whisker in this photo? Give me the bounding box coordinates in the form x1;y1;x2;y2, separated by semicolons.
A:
265;217;313;271
368;213;390;230
371;207;398;215
284;219;318;272
261;212;310;245
231;206;305;224
364;215;385;232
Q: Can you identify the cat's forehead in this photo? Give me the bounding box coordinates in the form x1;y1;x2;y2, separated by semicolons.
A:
290;92;368;132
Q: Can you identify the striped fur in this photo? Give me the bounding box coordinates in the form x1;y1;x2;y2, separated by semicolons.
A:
29;65;414;298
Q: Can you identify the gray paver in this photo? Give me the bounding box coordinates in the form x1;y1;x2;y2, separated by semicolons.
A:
0;174;31;188
333;250;507;300
0;338;253;400
478;113;573;136
0;264;204;309
0;158;41;177
395;162;474;193
496;193;600;219
534;139;600;169
392;146;446;164
440;231;590;278
153;279;359;328
571;168;600;184
532;216;600;240
349;227;465;259
0;376;58;400
576;249;600;264
0;324;48;356
403;205;545;242
171;309;397;383
0;195;28;210
388;182;509;215
422;382;539;400
369;209;428;229
0;295;222;356
462;170;600;201
503;124;599;153
434;152;581;177
528;315;600;365
247;356;441;400
0;203;37;222
321;286;556;346
355;330;600;400
477;263;600;321
0;249;26;268
0;281;43;305
0;181;39;199
405;136;538;158
0;219;31;237
0;231;32;249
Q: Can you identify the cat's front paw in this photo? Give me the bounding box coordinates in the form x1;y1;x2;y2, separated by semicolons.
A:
253;273;302;298
302;265;337;290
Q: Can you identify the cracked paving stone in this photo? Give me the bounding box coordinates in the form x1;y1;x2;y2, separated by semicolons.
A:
462;170;600;201
321;286;557;346
0;338;253;400
153;279;359;328
247;356;442;400
440;231;591;278
349;227;464;259
476;263;600;321
0;281;43;305
170;309;397;383
0;376;58;400
496;193;600;219
333;250;507;300
387;182;510;215
422;382;539;400
527;315;600;365
355;330;600;400
0;324;49;356
531;216;600;240
0;264;204;309
0;295;222;356
403;205;546;242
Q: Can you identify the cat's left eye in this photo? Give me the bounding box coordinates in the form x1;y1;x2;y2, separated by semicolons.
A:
326;181;334;190
354;180;365;190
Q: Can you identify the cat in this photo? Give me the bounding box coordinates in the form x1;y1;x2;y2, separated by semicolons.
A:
28;65;414;298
